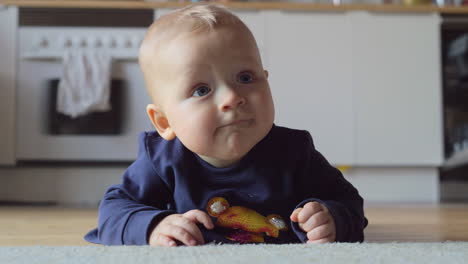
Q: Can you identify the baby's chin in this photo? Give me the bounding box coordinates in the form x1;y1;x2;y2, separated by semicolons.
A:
190;126;271;167
196;144;253;168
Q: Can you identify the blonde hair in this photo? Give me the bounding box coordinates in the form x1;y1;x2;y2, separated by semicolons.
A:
170;3;242;32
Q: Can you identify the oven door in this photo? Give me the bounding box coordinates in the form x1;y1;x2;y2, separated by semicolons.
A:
16;27;152;162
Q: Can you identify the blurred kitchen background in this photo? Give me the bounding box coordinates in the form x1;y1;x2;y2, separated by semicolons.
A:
1;0;468;207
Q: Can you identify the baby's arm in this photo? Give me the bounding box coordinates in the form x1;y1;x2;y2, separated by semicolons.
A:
87;132;183;246
290;131;368;243
91;156;176;245
148;210;214;247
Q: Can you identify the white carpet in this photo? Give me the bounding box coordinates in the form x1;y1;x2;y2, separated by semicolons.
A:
1;242;467;264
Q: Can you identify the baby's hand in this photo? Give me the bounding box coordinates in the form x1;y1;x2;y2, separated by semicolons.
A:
149;209;214;247
290;202;336;243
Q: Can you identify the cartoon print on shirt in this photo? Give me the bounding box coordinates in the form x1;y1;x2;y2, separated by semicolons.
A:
206;197;287;243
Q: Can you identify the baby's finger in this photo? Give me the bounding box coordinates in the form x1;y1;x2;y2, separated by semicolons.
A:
300;210;329;232
298;202;322;223
150;233;177;247
290;208;302;222
162;224;199;246
173;217;205;245
183;209;214;229
306;223;333;241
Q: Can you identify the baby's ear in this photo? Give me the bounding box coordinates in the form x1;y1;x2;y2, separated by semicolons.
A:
264;70;269;79
146;104;176;140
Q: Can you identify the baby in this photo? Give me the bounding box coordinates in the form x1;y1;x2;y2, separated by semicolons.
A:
85;4;367;246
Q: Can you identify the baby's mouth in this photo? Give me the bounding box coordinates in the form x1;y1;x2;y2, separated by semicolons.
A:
223;119;253;128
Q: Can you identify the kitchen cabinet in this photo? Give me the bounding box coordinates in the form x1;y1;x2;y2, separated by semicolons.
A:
351;12;443;166
265;11;355;165
0;6;17;165
265;10;443;167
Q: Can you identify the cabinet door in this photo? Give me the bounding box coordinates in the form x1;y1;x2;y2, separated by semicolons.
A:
265;11;354;165
351;12;443;166
0;6;17;165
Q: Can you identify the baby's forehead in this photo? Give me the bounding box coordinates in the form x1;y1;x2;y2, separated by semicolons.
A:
143;20;254;65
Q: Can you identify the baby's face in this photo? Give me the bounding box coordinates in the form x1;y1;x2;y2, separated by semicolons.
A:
151;24;274;167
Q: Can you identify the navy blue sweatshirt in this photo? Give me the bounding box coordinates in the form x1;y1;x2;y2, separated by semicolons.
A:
85;125;368;245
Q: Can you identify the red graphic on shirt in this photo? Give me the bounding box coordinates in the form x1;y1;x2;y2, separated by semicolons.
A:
206;197;287;243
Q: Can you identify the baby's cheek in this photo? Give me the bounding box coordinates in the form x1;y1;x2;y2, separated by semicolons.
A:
177;118;215;154
179;128;208;153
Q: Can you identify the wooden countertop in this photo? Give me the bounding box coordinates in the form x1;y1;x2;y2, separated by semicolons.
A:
2;0;468;14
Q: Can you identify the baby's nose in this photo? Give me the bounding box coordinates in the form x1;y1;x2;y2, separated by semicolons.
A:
219;87;245;112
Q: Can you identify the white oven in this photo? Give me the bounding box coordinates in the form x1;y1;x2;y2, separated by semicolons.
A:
16;8;154;162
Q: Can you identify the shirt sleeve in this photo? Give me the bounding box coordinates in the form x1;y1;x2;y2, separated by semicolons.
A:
290;131;368;243
84;133;175;245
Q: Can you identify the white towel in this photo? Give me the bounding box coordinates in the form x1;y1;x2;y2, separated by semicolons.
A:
57;49;112;118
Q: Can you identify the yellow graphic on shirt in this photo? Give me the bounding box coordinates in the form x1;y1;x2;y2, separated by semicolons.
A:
206;197;287;243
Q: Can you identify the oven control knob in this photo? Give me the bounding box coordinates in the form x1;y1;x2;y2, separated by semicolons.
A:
33;36;48;48
58;36;72;48
96;39;103;47
125;38;133;48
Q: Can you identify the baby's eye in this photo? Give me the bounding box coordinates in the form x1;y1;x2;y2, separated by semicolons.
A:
237;72;254;84
192;85;211;97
